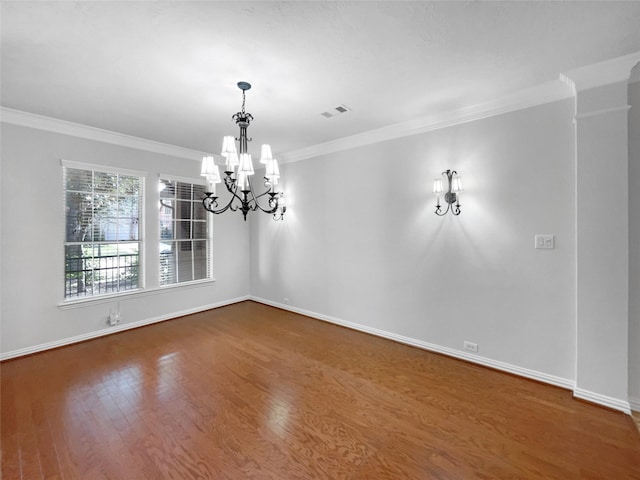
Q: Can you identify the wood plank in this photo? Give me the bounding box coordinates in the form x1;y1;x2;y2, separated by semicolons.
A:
1;301;639;479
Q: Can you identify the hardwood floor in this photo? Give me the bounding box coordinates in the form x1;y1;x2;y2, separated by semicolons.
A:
2;301;639;479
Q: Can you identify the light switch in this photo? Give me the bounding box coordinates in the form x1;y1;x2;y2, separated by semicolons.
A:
535;235;554;249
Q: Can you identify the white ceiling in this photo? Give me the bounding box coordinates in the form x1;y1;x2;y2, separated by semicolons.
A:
2;1;639;157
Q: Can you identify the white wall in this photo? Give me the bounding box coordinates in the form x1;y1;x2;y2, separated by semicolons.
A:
0;123;250;357
250;99;576;384
630;79;640;406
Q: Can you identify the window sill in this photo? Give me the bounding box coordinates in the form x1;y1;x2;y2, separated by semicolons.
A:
58;278;217;310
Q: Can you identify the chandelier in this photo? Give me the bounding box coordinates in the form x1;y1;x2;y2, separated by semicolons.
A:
200;81;286;221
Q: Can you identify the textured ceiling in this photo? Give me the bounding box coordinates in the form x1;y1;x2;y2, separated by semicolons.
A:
2;1;639;157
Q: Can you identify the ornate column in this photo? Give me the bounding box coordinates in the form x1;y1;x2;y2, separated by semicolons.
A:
561;52;640;412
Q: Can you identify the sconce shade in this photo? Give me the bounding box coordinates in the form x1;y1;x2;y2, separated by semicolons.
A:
265;158;280;186
201;156;222;195
200;156;221;181
265;158;280;177
224;152;239;172
260;144;273;164
237;171;249;191
221;136;237;157
238;153;255;175
451;176;463;192
433;178;444;195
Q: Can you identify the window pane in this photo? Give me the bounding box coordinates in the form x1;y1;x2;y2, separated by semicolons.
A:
176;221;191;239
65;244;89;297
65;168;93;192
118;196;139;217
193;241;207;280
176;200;191;220
159;198;174;218
160;218;174;240
176;183;191;200
160;243;176;285
118;244;140;291
193;202;206;221
124;218;140;241
94;172;118;193
160;180;175;199
118;175;140;196
65;192;92;242
192;184;205;201
96;216;118;241
192;221;207;239
177;243;193;283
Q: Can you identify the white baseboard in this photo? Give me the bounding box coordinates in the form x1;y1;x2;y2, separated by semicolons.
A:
250;296;575;390
629;396;640;412
0;295;250;361
573;388;631;415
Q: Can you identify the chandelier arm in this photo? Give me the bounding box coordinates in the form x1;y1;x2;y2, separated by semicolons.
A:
253;203;279;215
239;177;277;214
247;192;278;214
222;174;238;194
435;203;451;216
202;171;246;215
220;174;251;208
226;187;245;206
252;188;275;201
202;193;240;215
253;199;279;214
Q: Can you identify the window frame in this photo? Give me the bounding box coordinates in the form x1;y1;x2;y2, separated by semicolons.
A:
158;174;213;288
61;160;146;303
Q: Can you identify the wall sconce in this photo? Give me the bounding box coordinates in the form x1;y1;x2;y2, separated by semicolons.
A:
273;193;286;221
433;169;462;216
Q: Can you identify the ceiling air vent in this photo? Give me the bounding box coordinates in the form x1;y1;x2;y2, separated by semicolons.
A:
320;104;352;118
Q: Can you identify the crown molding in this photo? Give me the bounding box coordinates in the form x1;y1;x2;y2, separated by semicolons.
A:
560;51;640;93
1;107;209;161
279;80;572;164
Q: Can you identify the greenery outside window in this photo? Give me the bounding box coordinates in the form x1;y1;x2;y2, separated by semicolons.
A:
63;163;144;299
159;178;212;286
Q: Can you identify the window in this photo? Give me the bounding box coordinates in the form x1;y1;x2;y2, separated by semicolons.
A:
63;164;144;299
159;178;211;286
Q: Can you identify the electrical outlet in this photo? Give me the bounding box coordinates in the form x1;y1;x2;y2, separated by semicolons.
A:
108;310;121;326
463;341;478;353
283;297;290;304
